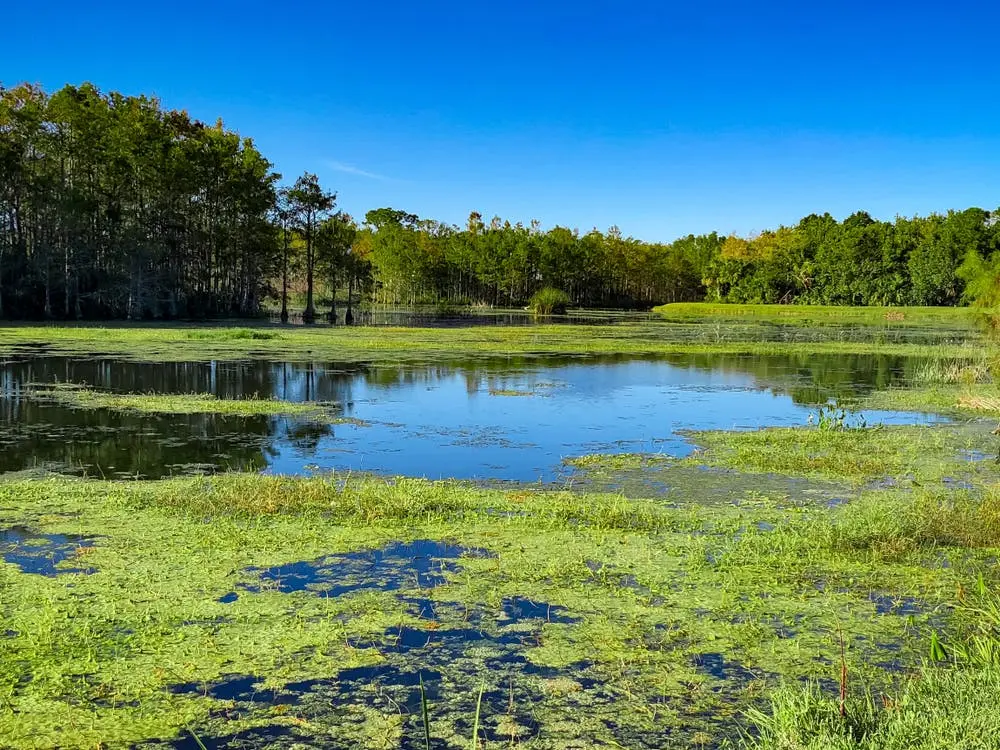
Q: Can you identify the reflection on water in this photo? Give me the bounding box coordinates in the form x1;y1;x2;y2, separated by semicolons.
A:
0;352;944;481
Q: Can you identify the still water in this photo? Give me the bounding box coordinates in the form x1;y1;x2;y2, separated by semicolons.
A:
0;352;941;481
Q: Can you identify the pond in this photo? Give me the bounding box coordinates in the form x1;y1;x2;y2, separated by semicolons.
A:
0;352;942;481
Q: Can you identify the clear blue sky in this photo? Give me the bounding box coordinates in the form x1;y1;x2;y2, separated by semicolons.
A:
3;0;998;242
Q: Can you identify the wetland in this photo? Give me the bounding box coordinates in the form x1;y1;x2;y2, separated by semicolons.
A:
1;310;999;749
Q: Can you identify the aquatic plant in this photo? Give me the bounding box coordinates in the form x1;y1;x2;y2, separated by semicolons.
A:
184;328;280;341
807;403;868;431
529;288;571;315
32;384;345;419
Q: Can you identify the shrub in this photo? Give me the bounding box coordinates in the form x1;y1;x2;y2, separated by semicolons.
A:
529;288;571;315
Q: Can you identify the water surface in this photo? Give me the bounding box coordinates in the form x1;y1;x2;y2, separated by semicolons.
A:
0;352;943;481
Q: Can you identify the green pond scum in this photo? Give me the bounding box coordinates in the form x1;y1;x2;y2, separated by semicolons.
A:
2;315;1000;748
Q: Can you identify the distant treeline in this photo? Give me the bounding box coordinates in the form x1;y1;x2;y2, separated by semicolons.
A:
3;82;1000;320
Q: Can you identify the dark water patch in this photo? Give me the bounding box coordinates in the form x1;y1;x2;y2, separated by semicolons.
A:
171;674;284;704
692;652;759;683
0;527;97;575
164;594;610;749
942;476;975;490
960;449;991;462
868;592;926;616
224;540;489;602
149;725;301;750
500;596;578;624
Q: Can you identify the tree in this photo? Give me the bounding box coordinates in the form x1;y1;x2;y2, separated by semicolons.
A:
286;173;336;323
316;212;356;323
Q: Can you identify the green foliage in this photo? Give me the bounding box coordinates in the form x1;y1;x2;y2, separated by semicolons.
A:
0;82;279;319
3;83;997;317
529;287;571;315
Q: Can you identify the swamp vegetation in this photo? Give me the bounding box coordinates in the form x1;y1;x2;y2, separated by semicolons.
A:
1;310;1000;748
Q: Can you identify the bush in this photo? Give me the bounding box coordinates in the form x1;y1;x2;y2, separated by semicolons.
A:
529;288;571;315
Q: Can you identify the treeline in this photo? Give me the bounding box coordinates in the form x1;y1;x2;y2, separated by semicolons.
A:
703;209;1000;307
3;82;1000;320
0;82;279;319
354;207;1000;309
355;209;714;308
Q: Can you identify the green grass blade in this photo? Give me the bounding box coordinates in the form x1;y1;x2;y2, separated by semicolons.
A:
187;728;208;750
420;673;432;750
470;681;484;750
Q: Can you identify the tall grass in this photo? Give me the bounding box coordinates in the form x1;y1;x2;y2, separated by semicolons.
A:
529;288;571;315
742;586;1000;749
829;487;1000;559
912;357;993;385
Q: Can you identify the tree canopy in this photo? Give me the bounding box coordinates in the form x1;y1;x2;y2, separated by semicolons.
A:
2;81;999;320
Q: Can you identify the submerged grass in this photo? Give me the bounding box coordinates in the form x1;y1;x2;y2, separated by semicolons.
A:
32;383;347;419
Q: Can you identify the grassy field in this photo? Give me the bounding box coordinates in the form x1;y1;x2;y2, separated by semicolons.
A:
654;302;985;328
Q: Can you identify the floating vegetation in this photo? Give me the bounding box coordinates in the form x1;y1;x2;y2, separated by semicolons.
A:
30;383;344;419
1;317;998;748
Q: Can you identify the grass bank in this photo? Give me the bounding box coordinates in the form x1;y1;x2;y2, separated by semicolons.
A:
654;303;983;328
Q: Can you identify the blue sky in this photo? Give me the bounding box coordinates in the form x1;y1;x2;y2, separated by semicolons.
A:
4;0;999;241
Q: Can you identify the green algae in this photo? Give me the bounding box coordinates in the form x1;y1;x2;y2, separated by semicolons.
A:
1;453;995;748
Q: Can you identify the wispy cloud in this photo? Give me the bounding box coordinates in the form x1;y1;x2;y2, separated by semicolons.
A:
326;160;393;181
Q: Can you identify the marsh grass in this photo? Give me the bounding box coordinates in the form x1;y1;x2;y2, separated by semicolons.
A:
184;328;280;341
912;357;994;385
529;288;571;315
829;488;1000;558
683;423;997;486
742;587;1000;750
654;303;982;329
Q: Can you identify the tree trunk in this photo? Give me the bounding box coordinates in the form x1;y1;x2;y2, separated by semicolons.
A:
345;273;354;324
303;228;315;323
280;235;289;323
327;270;337;324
